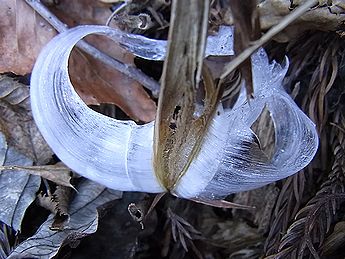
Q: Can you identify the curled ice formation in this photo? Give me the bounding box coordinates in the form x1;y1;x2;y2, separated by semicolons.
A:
30;25;318;199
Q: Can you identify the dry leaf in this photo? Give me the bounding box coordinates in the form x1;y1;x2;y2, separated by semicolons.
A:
0;164;73;188
0;0;56;74
0;75;53;164
37;193;59;214
50;0;157;121
37;185;72;231
259;0;345;41
9;180;122;259
0;132;40;232
1;0;156;121
69;49;156;122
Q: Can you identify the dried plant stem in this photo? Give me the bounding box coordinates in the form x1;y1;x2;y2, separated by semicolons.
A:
105;1;128;26
0;165;69;172
220;0;318;80
0;165;74;189
25;0;160;96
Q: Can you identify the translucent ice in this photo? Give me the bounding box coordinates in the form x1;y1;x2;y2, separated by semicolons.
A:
30;25;319;199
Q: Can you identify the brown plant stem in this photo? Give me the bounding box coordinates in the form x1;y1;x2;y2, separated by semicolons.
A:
220;0;318;81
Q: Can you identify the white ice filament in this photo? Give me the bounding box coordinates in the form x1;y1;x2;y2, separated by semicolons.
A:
30;25;319;199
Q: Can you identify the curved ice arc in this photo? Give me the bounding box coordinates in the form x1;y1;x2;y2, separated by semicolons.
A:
30;25;318;199
30;26;164;192
174;49;319;199
89;25;233;60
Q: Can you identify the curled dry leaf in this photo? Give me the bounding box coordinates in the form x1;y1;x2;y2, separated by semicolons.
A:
8;180;122;259
37;185;72;231
0;75;53;164
0;132;40;232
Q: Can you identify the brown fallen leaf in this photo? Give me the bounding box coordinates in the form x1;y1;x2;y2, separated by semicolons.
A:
0;0;56;74
0;164;73;189
259;0;345;41
1;0;156;122
0;75;53;164
9;180;122;258
50;0;157;121
37;185;73;231
70;49;156;122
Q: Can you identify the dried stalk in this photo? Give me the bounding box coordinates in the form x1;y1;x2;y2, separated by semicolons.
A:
220;0;317;81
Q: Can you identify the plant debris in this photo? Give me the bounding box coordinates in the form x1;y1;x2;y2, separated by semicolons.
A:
1;1;345;258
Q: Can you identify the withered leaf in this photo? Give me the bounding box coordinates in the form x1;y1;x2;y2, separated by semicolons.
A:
50;0;157;121
259;0;345;41
154;0;221;190
1;0;156;122
0;132;40;232
69;49;156;122
9;180;122;259
0;0;56;75
0;164;73;189
0;75;53;165
37;185;72;231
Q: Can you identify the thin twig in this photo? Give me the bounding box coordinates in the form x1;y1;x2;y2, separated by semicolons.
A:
105;1;128;26
0;165;70;172
220;0;318;80
25;0;160;96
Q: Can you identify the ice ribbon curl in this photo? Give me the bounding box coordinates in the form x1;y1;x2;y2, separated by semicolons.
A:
30;25;319;199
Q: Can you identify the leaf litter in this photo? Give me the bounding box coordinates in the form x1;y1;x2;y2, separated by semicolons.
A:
0;75;52;164
8;180;121;259
1;0;156;122
0;64;121;257
0;0;56;75
36;185;72;231
0;131;40;232
50;0;157;121
1;0;345;258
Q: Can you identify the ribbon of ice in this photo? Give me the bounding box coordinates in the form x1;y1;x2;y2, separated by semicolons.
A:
30;25;319;199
